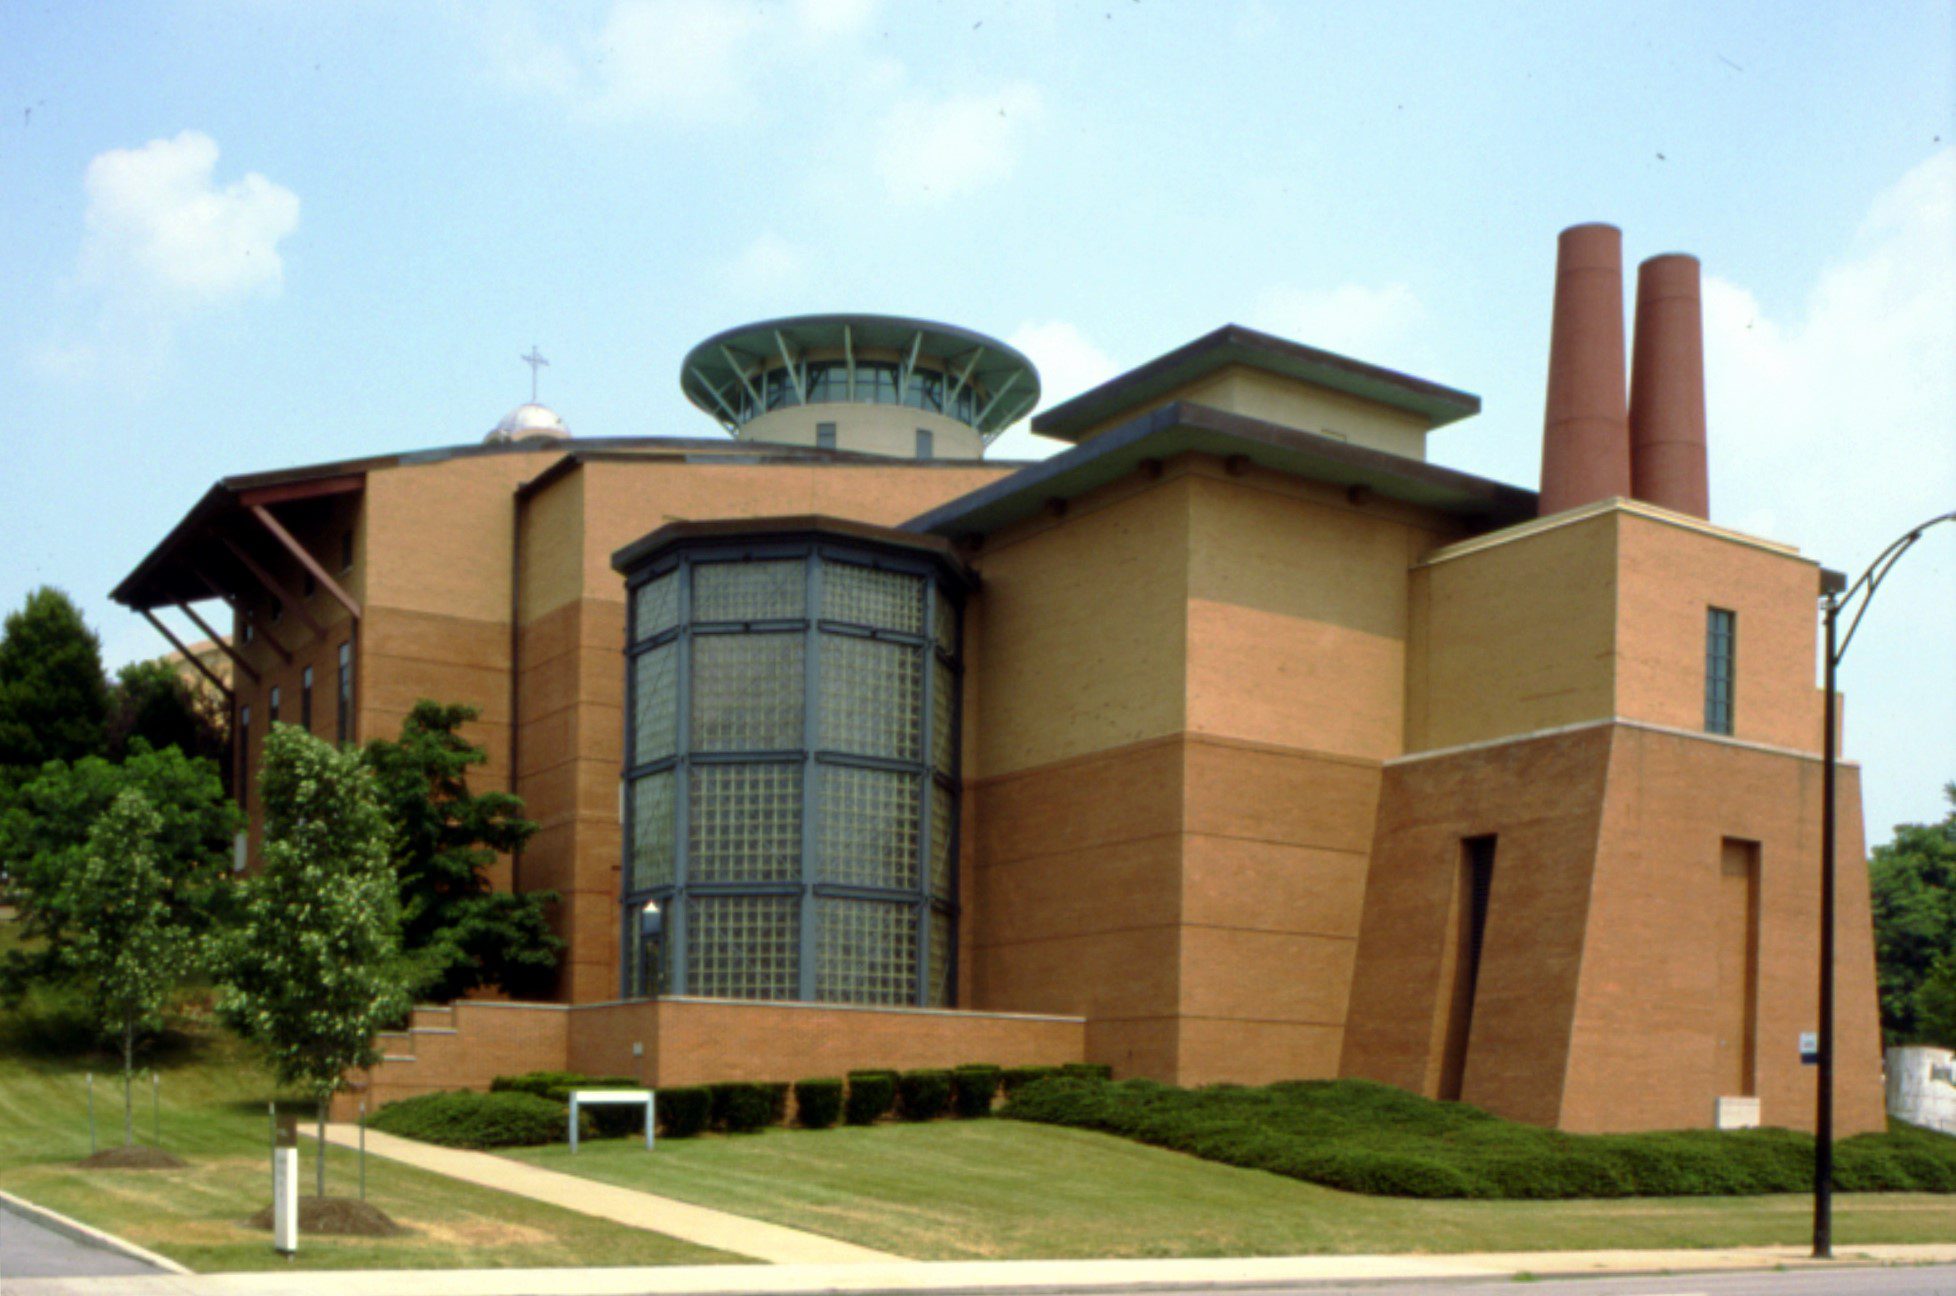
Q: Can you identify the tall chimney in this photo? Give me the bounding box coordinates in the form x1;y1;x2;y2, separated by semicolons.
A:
1628;253;1710;519
1539;223;1631;516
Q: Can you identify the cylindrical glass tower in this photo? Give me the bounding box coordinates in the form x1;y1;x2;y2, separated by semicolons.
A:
616;523;967;1007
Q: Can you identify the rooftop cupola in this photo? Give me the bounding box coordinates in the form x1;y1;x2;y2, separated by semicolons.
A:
680;313;1039;460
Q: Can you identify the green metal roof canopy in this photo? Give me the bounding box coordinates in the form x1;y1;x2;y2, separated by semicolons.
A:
680;313;1041;443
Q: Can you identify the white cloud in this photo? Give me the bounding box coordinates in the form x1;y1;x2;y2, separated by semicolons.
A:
874;82;1044;206
1703;147;1956;838
1246;282;1424;361
985;319;1120;461
790;0;875;37
79;131;299;311
724;231;807;296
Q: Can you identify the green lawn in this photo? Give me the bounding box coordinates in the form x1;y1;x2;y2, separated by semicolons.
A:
507;1120;1956;1261
0;1000;736;1273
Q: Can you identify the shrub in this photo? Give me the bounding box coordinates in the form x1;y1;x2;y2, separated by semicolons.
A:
657;1086;711;1139
896;1069;952;1121
372;1090;583;1149
1000;1065;1059;1094
708;1081;775;1133
490;1070;643;1137
763;1082;791;1125
1059;1062;1114;1081
950;1065;1001;1118
998;1075;1956;1200
793;1078;844;1129
844;1071;896;1125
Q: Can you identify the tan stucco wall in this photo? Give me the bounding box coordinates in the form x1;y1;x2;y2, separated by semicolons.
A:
740;402;985;460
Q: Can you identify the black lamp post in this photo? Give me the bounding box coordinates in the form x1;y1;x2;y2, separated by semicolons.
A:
1812;509;1955;1260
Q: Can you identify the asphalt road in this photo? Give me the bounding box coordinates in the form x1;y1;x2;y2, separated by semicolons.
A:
0;1203;162;1280
1130;1263;1956;1296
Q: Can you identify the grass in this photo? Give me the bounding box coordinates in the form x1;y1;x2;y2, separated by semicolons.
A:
505;1119;1956;1261
0;988;737;1273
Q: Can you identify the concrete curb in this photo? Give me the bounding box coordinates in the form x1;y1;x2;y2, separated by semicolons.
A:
0;1185;191;1276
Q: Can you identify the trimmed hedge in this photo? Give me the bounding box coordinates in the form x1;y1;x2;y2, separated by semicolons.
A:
1001;1075;1956;1200
372;1090;584;1149
896;1070;952;1121
951;1065;1001;1118
794;1078;844;1129
1059;1063;1114;1082
764;1082;792;1125
845;1070;897;1125
708;1081;775;1133
657;1086;712;1138
1000;1065;1060;1094
491;1070;646;1137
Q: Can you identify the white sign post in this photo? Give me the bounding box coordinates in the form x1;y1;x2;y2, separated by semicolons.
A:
272;1118;299;1256
567;1089;656;1153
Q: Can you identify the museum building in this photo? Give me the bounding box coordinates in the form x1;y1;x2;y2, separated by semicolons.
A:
111;226;1888;1135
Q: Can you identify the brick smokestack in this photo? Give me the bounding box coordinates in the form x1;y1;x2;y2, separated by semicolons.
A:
1628;253;1710;519
1539;223;1631;516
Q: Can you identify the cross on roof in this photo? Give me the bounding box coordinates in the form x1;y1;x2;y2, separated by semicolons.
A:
521;346;549;402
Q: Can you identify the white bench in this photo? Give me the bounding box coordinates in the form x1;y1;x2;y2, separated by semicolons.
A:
567;1089;656;1152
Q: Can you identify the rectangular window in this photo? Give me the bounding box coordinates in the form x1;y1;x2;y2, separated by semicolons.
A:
268;685;281;723
816;421;837;450
300;666;314;731
336;642;353;743
243;619;255;645
1705;607;1736;735
1439;834;1497;1102
914;428;934;460
340;530;355;573
270;600;283;624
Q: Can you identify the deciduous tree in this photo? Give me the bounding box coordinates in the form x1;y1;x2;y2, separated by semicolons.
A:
1869;784;1956;1047
0;587;110;777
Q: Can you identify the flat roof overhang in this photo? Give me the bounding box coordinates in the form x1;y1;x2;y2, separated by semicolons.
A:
1031;323;1481;442
611;515;975;588
907;401;1538;540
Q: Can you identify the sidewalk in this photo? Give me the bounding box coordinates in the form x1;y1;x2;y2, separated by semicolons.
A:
5;1244;1956;1296
314;1125;895;1265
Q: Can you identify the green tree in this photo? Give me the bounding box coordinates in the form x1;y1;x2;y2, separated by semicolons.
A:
0;587;110;777
1868;784;1956;1047
364;701;560;1002
107;659;229;768
0;742;239;994
59;789;198;1146
219;724;410;1195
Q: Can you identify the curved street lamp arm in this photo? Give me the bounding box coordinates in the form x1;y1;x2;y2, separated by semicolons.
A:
1831;510;1956;663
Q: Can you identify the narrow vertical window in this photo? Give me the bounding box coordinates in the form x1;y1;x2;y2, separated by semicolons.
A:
340;530;355;573
238;704;252;809
243;619;255;645
269;685;281;723
816;421;837;450
1705;607;1736;735
1717;838;1761;1097
914;428;934;460
337;641;353;743
1439;834;1497;1102
300;666;314;731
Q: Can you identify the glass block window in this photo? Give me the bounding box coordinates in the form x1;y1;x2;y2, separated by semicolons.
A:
931;658;956;775
690;762;801;884
816;898;916;1004
927;908;954;1006
688;894;799;999
823;561;925;634
633;571;679;643
820;633;921;759
929;782;955;900
1705;607;1736;736
693;560;805;623
628;772;676;893
632;643;679;765
692;633;804;751
819;765;920;889
933;586;958;658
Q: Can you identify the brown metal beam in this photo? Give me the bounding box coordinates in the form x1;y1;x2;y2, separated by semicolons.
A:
142;608;238;699
188;564;291;666
250;504;360;621
173;601;259;692
214;532;328;641
236;474;363;510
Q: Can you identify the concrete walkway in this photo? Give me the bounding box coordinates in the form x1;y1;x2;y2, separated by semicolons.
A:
6;1245;1956;1296
315;1124;895;1265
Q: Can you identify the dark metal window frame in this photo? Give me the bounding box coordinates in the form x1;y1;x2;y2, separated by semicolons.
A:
618;536;963;1007
1705;606;1737;735
300;665;313;731
336;642;353;744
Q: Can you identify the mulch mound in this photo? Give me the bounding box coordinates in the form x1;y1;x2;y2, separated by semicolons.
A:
77;1146;186;1170
246;1196;404;1237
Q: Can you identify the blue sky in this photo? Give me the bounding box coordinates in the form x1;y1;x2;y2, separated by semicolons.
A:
2;0;1951;841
